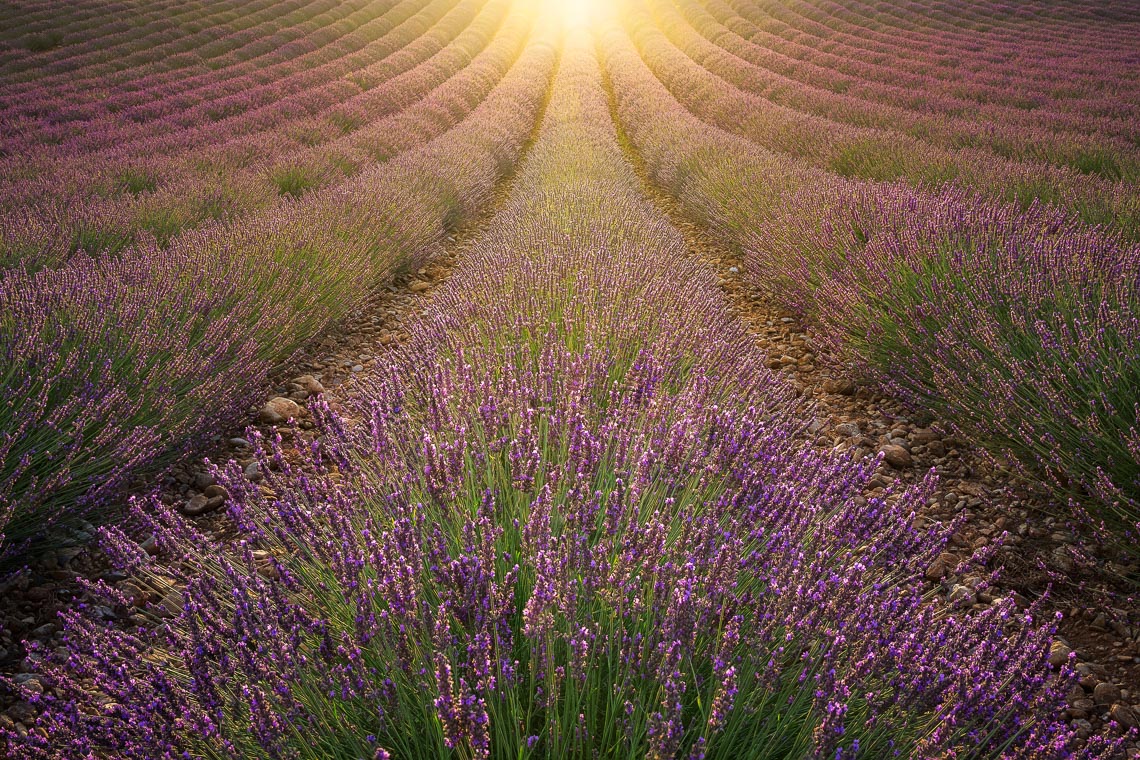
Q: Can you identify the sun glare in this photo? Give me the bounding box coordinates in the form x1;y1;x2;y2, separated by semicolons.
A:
555;0;604;28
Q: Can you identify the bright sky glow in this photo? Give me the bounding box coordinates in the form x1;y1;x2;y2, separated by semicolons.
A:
555;0;604;28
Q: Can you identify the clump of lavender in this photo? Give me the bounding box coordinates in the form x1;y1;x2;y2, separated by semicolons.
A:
747;180;1140;548
3;37;1109;757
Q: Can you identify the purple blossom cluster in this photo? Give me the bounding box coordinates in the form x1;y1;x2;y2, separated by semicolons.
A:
600;3;1140;550
2;31;1120;759
0;17;558;549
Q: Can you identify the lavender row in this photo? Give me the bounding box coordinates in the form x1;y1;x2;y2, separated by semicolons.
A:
713;0;1140;131
0;0;443;166
729;0;1140;111
699;0;1139;144
2;28;1109;759
662;0;1140;177
743;180;1140;552
0;0;344;96
0;0;348;138
0;0;263;79
620;0;1139;234
0;0;381;102
600;9;1140;551
0;0;461;196
0;20;557;550
1;0;529;269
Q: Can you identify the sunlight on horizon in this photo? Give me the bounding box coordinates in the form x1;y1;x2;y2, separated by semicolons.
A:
552;0;604;28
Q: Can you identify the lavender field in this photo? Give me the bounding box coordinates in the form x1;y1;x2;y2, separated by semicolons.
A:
0;0;1138;757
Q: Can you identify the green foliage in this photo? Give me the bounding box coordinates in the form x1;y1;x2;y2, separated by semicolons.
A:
270;165;320;199
116;168;158;196
24;31;62;51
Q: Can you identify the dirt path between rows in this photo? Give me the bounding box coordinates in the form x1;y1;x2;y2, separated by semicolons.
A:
600;66;1140;750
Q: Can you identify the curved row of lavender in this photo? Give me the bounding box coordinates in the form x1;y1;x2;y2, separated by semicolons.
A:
1;0;427;150
666;0;1138;174
719;0;1140;130
0;0;464;212
685;0;1138;153
0;13;558;551
1;0;526;267
620;0;1139;234
4;30;1115;759
0;0;513;262
600;2;1140;553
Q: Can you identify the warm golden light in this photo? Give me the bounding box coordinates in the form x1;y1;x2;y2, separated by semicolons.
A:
554;0;605;28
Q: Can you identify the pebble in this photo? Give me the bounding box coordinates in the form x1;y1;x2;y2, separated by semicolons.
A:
230;437;251;448
6;701;34;722
1049;641;1073;667
1094;681;1122;705
911;428;940;445
183;493;224;517
948;584;976;606
156;589;184;618
140;534;159;555
292;375;324;395
1111;703;1139;728
182;494;207;516
880;445;913;469
822;378;856;395
408;280;430;292
835;422;861;437
260;397;301;425
1070;697;1094;717
29;623;55;639
924;552;957;581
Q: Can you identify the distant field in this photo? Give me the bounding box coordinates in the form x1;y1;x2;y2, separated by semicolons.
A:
1;0;1138;757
